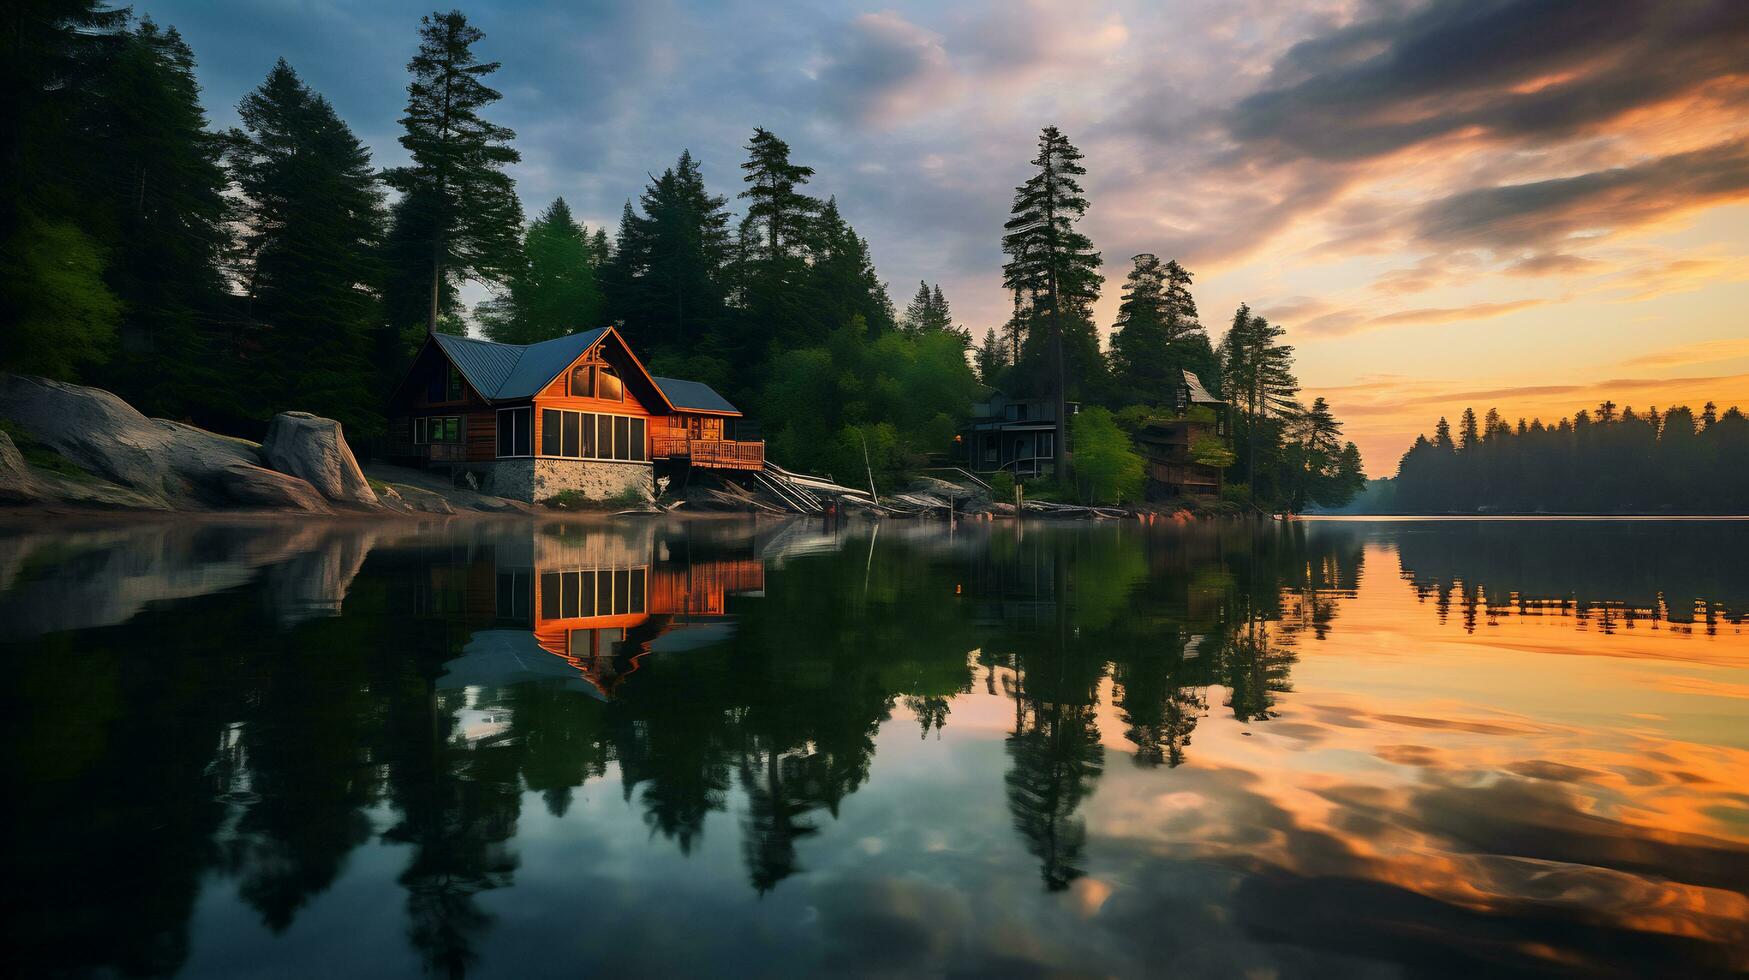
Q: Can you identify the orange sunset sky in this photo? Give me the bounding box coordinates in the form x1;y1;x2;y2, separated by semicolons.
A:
156;0;1749;474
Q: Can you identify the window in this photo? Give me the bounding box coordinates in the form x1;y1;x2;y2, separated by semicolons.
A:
430;364;463;402
536;409;646;460
415;416;461;444
984;437;998;464
539;567;648;621
496;407;531;457
597;365;623;401
447;365;464;401
542;409;562;456
569;365;592;398
1039;432;1054;459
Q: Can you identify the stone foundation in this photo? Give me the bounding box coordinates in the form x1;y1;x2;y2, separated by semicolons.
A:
478;458;653;504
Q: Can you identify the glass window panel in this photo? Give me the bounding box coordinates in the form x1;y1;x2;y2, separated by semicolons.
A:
516;410;531;456
540;573;561;619
598;367;623;401
630;418;646;461
578;571;596;617
614;570;632;615
597;415;613;460
596;570;613;614
630;570;646;613
542;410;561;456
570;365;591;398
569;629;595;659
446;366;463;401
614;416;631;460
580;413;595;458
498;412;513;457
562;412;580;457
561;572;579;618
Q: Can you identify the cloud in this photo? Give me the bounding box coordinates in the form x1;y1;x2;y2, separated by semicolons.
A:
1230;0;1749;163
1504;253;1600;277
1414;139;1749;249
816;12;955;126
1619;338;1749;369
1292;298;1548;338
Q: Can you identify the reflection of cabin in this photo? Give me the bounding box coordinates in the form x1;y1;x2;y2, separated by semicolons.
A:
957;391;1079;478
387;327;760;502
1134;371;1229;498
434;529;767;700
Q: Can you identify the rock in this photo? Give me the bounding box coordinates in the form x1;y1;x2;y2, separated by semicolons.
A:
261;412;379;508
0;374;336;512
0;430;39;502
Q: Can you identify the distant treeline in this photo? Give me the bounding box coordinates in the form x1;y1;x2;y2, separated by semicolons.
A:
1387;402;1749;514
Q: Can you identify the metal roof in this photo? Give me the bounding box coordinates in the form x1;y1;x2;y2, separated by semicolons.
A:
434;329;607;400
1182;369;1223;404
652;376;740;414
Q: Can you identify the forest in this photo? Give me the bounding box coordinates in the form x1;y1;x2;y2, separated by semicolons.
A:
3;4;1363;512
1384;402;1749;514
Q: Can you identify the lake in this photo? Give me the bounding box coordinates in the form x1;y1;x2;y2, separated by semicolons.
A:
3;516;1747;977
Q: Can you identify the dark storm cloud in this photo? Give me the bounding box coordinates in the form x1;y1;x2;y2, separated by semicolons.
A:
1415;138;1749;248
1230;0;1749;162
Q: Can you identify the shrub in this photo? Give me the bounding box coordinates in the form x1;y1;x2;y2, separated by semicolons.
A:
1069;407;1144;505
988;469;1015;504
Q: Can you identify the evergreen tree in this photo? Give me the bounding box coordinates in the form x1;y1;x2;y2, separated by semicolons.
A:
1109;253;1171;401
476;198;603;345
80;19;234;422
1219;305;1299;501
733;127;824;358
901;280;957;336
1001;125;1103;474
612;150;732;353
228;59;384;436
975;327;1005;384
382;9;522;342
808;197;895;339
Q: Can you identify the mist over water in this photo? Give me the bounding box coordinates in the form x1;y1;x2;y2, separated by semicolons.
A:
3;516;1746;977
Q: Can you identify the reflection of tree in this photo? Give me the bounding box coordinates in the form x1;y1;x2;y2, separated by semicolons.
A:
1112;630;1207;768
737;746;823;894
1222;620;1297;723
1005;695;1105;891
902;694;951;738
381;687;521;980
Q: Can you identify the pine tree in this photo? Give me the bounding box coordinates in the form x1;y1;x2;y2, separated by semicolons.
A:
1219;305;1299;500
477;198;604;345
901;280;957;336
81;19;234;422
620;149;731;352
809;197;894;339
1001;125;1103;474
383;9;522;339
976;326;1005;384
228;59;384;435
734;127;824;353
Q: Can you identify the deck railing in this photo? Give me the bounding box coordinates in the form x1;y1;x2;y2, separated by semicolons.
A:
651;435;764;470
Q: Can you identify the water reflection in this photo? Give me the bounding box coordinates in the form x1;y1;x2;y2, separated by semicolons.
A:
2;517;1746;976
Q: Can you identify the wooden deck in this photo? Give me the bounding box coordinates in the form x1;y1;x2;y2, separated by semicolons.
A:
652;435;765;471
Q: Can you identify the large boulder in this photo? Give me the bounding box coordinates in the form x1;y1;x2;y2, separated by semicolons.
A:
0;374;337;512
0;430;39;503
261;412;379;508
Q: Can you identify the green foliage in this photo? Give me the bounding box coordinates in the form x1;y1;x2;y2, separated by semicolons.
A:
1109;254;1215;406
605;150;732;355
1190;431;1236;469
989;469;1016;504
761;322;980;482
1069;407;1143;505
478;198;605;344
0;214;119;379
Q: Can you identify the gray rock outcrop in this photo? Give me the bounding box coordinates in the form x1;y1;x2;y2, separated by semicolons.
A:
261;411;380;508
0;430;36;503
0;374;335;512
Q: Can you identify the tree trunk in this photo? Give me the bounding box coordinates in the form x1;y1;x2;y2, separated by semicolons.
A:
427;234;442;335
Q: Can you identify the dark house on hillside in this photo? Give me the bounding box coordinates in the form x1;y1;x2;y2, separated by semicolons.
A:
957;390;1079;478
1134;370;1230;498
387;327;761;502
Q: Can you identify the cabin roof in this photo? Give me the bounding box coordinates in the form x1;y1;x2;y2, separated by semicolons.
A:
652;376;739;415
434;329;609;401
1182;369;1222;405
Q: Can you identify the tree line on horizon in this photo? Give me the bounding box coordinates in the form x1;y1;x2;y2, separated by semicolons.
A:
3;3;1363;510
1386;401;1749;514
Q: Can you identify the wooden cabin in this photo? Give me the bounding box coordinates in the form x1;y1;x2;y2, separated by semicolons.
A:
387;327;761;502
1134;370;1230;498
956;391;1080;478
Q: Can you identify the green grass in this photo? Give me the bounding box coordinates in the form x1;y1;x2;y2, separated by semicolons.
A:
0;419;99;483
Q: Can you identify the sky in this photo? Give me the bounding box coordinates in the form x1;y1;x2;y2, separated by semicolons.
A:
143;0;1749;475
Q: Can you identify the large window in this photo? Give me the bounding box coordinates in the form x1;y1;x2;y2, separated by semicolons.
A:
567;363;625;401
539;567;649;620
428;364;464;403
496;407;531;457
414;416;461;444
540;409;645;461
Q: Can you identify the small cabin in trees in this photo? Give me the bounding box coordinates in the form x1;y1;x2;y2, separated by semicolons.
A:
387;327;760;502
1133;370;1230;498
957;391;1080;478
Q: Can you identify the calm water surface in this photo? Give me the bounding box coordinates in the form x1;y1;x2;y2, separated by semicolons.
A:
3;516;1747;978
